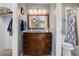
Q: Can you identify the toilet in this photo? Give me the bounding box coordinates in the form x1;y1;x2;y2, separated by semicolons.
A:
62;42;74;56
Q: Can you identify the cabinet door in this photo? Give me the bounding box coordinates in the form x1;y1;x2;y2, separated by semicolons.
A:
37;38;45;55
37;35;51;55
43;39;51;55
28;38;38;55
23;37;38;55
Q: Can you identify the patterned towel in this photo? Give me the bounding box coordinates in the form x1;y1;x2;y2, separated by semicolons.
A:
64;8;76;55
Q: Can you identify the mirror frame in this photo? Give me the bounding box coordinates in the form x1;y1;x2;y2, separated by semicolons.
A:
27;14;49;29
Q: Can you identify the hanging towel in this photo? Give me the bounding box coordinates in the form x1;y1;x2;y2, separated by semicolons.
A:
7;18;13;36
64;8;76;55
20;20;26;31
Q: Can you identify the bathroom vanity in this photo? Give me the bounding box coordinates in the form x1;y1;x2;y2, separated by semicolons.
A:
23;32;52;56
23;13;52;55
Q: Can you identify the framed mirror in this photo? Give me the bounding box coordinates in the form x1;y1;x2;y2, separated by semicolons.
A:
27;14;49;29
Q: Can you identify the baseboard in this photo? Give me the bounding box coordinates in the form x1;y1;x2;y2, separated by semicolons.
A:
20;51;54;56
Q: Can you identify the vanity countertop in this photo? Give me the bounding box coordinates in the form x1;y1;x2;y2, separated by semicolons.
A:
23;32;52;34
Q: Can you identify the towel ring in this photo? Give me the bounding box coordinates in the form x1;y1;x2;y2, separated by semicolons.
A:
21;7;24;15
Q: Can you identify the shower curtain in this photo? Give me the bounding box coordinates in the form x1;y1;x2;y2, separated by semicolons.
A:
64;7;77;56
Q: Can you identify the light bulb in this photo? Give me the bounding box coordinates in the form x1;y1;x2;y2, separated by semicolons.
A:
34;9;37;15
38;9;42;15
42;9;47;14
29;9;33;15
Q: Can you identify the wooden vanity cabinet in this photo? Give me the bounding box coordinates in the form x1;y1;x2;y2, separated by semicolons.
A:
23;32;52;56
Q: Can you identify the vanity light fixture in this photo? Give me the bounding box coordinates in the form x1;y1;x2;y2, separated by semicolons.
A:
29;9;47;15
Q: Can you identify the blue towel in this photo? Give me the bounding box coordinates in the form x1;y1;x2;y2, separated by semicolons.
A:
7;18;13;36
20;20;26;31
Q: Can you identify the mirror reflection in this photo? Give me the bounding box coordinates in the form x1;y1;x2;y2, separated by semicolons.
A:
28;15;49;29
